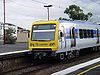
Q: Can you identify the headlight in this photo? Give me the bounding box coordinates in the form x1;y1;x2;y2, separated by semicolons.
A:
30;43;34;47
49;43;55;46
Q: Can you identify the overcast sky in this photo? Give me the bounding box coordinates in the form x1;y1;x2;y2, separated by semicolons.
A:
0;0;100;29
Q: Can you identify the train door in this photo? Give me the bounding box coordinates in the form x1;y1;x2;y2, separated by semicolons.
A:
97;29;99;44
70;27;76;47
59;26;66;49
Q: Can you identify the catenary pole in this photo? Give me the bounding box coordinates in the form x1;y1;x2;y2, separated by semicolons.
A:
3;0;6;45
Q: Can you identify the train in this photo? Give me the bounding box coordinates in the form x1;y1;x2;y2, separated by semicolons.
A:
28;20;100;60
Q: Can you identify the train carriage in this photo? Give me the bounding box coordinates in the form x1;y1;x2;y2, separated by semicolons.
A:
28;20;100;60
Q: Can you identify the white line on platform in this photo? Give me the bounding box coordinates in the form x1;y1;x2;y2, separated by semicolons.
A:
51;57;100;75
0;50;29;56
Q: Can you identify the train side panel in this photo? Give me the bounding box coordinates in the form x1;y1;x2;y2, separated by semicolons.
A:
56;22;100;54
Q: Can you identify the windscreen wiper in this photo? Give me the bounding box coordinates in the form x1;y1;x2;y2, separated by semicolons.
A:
33;39;51;41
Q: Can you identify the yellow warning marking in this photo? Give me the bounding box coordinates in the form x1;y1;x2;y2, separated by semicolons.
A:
77;64;100;75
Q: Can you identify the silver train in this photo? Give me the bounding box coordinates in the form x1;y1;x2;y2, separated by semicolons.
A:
28;20;100;60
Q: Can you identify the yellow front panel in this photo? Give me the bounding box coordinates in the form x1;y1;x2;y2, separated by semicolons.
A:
28;20;59;51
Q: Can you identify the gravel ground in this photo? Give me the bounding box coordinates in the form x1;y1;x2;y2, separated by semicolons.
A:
0;48;100;75
34;51;100;75
0;43;28;53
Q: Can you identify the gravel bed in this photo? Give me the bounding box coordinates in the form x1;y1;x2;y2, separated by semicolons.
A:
32;51;100;75
0;49;100;75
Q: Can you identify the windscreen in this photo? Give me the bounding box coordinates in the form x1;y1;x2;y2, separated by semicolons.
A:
33;24;56;30
32;24;56;41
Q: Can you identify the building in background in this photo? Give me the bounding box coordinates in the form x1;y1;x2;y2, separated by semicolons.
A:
5;23;17;37
0;22;3;38
17;26;28;43
0;22;29;44
0;22;3;44
0;22;17;45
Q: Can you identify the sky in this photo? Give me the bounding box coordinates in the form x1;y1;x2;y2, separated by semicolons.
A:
0;0;100;29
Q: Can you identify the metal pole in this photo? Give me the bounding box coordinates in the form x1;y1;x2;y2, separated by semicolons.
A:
47;7;49;20
3;0;6;45
44;5;52;21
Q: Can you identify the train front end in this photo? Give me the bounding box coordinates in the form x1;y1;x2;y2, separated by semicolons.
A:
28;20;59;59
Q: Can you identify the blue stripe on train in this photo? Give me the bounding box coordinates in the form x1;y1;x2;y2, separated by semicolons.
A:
93;30;97;37
66;28;78;39
66;28;70;39
75;29;78;38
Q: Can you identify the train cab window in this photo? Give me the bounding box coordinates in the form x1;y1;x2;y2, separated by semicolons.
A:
33;24;56;30
79;29;83;39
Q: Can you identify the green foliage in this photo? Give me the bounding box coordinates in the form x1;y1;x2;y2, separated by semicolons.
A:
5;28;17;44
59;17;70;21
64;5;92;21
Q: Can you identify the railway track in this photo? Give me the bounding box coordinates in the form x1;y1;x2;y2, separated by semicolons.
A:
0;50;100;75
1;61;52;75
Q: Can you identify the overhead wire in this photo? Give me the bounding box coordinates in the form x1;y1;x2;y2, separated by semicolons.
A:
2;0;100;22
5;0;45;17
7;0;65;14
32;0;65;9
89;0;100;17
89;0;100;5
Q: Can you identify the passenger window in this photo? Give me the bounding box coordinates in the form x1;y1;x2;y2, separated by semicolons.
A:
87;30;91;38
89;30;91;38
83;29;87;38
79;29;83;39
91;30;94;38
79;29;94;38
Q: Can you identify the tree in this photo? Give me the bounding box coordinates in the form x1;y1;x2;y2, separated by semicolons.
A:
59;17;70;20
5;28;17;44
64;5;92;21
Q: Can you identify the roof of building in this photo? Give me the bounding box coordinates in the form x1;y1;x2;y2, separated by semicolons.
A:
5;23;16;26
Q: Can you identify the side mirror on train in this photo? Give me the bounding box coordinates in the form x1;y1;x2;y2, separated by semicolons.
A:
60;32;63;37
28;30;30;38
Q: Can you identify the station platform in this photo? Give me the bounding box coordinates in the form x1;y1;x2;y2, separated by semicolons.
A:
0;43;30;60
52;57;100;75
69;61;100;75
0;43;27;53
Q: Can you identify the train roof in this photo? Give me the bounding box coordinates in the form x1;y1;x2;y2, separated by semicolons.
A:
32;20;99;27
58;20;99;26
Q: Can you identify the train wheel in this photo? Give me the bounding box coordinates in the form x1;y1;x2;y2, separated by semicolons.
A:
93;46;98;51
67;52;74;60
57;53;65;61
75;50;80;57
98;46;100;51
60;53;65;60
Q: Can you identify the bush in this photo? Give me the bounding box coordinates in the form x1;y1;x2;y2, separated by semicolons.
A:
5;28;17;44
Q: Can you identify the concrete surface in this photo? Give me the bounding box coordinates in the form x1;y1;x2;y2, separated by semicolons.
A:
68;62;100;75
0;43;28;53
